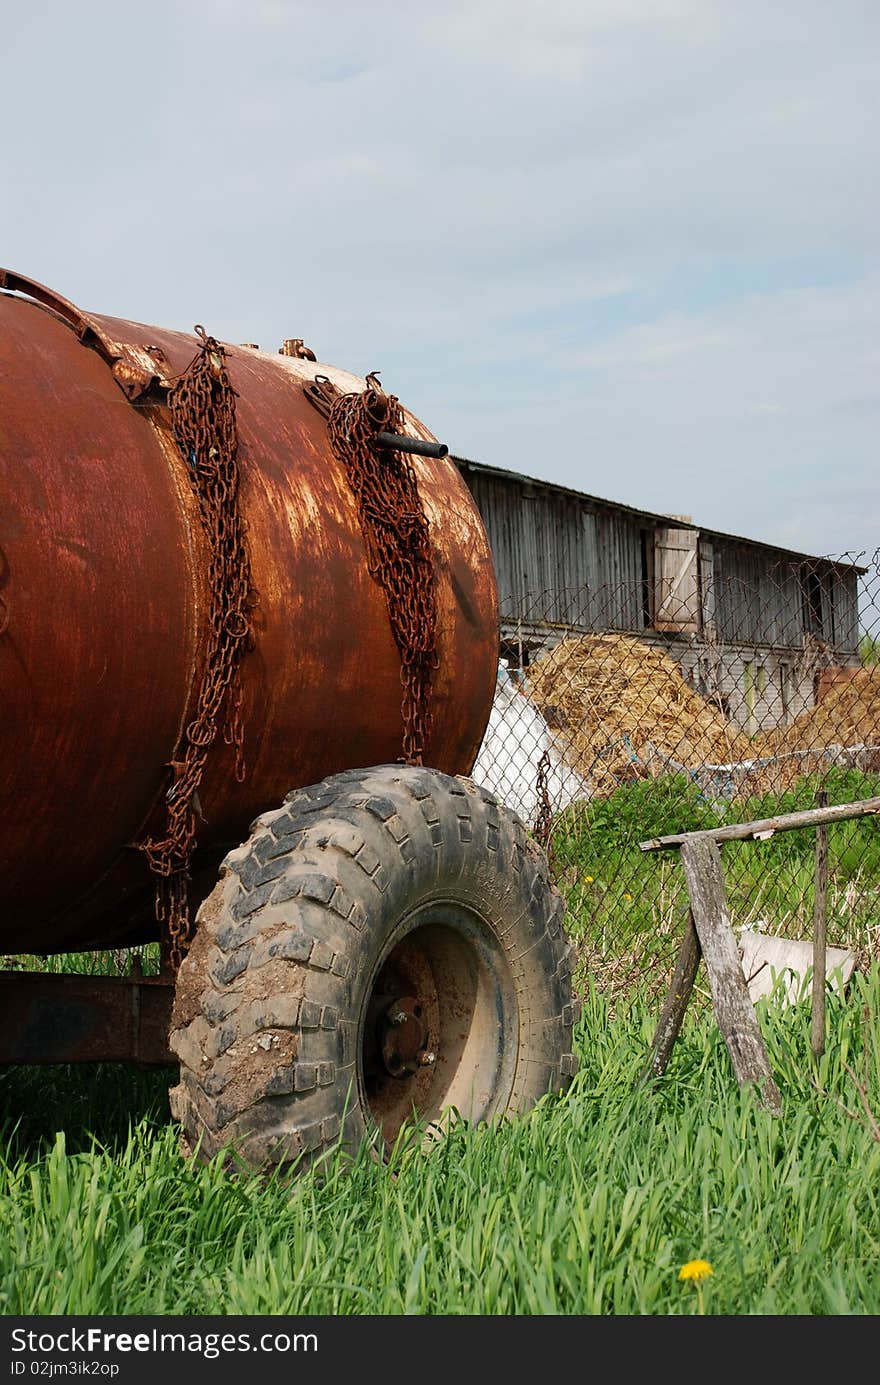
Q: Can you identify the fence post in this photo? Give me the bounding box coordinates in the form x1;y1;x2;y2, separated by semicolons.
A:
643;911;701;1081
679;838;783;1114
811;789;829;1057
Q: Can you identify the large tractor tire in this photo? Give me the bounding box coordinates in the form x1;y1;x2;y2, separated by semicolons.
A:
169;765;580;1174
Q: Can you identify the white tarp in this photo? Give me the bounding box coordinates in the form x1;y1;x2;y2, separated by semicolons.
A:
739;925;856;1007
471;663;590;827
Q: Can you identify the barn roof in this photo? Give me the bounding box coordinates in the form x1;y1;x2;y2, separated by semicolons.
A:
452;457;868;575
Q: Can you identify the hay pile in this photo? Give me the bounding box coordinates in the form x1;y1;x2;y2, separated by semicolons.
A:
526;635;754;791
526;636;880;796
771;667;880;762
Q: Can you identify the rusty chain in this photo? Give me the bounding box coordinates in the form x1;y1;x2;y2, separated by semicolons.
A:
533;746;554;855
139;328;256;971
305;372;438;765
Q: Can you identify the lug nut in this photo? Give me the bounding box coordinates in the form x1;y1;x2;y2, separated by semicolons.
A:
418;1050;436;1066
390;1011;408;1026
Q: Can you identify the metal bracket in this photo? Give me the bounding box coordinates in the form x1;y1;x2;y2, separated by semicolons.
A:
0;267;173;403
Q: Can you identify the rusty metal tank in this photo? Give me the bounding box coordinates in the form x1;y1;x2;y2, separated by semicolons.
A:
0;271;498;954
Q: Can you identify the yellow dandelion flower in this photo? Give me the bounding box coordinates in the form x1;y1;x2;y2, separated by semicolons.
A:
624;892;633;901
679;1258;713;1314
585;875;594;883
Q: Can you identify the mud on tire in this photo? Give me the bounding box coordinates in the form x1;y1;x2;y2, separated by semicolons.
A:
169;764;580;1174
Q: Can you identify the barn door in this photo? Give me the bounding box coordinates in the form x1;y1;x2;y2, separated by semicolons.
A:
654;527;700;633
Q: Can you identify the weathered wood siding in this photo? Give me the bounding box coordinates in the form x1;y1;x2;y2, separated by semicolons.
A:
463;470;592;622
711;543;800;647
457;462;862;684
829;570;861;651
462;467;647;631
711;540;860;656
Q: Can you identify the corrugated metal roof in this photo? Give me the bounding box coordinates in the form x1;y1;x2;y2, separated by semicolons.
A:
452;456;867;574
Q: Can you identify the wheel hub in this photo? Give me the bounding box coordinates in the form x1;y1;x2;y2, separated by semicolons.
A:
378;995;435;1079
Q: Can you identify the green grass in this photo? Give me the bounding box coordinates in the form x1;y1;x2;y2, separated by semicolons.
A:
860;633;880;667
3;967;880;1314
552;769;880;995
4;769;879;1314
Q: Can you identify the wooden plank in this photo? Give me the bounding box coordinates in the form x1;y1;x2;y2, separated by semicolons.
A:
699;539;715;638
835;572;860;655
812;790;829;1057
714;543;759;644
622;521;644;627
642;912;702;1081
640;795;880;851
679;838;783;1113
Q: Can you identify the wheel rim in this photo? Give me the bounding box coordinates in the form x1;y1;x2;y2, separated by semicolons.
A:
358;900;519;1149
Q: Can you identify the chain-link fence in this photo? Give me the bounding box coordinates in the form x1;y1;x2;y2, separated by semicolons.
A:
471;551;880;1003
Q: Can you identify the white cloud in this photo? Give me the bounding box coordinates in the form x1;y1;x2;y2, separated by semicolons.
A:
1;0;878;560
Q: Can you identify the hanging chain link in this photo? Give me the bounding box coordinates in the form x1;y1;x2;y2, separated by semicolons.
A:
139;328;256;971
533;746;554;854
305;372;438;765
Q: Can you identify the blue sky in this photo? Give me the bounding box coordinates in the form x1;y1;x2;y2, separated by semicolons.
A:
3;0;878;560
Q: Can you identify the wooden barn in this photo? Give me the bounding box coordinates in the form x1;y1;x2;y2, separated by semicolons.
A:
454;457;864;735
